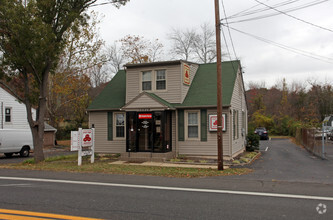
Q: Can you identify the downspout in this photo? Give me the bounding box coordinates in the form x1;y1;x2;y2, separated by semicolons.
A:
1;102;3;129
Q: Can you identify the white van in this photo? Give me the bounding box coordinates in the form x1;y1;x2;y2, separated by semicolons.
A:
0;129;34;157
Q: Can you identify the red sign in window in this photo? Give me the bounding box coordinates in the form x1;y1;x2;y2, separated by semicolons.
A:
138;113;152;119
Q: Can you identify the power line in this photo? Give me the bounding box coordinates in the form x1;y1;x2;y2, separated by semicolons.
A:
221;0;238;60
253;0;333;33
224;24;333;64
227;0;302;19
225;0;330;24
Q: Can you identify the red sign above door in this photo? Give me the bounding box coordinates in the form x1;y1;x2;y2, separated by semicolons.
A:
138;113;152;119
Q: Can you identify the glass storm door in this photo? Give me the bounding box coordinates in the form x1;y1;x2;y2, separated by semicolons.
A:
137;113;153;151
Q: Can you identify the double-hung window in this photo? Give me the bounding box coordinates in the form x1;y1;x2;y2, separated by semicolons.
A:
156;70;166;90
142;71;152;91
187;112;199;138
115;113;125;138
5;108;11;123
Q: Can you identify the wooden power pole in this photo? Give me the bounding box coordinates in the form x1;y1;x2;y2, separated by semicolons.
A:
215;0;223;170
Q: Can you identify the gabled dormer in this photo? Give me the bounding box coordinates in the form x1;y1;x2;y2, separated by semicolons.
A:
125;60;199;105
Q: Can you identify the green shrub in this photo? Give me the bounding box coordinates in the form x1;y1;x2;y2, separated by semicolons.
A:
246;132;260;151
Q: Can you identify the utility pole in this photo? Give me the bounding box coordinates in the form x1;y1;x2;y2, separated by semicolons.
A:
215;0;223;170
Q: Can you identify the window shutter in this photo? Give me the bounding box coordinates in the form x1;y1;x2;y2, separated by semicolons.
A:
201;109;207;141
178;110;184;141
107;112;113;141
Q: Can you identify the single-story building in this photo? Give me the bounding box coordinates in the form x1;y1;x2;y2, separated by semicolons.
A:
88;60;248;162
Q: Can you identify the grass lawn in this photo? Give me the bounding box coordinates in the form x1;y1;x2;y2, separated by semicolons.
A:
0;154;252;178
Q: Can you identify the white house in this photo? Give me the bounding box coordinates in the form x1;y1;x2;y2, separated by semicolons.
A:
0;83;56;147
0;83;36;129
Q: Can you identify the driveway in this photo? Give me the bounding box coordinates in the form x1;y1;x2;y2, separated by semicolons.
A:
239;138;333;184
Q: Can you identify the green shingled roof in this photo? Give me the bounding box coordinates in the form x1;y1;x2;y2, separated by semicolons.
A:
87;70;126;110
88;61;240;110
179;60;240;107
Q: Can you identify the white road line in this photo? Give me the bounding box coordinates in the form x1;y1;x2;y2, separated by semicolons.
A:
0;176;333;201
0;183;31;187
265;147;269;151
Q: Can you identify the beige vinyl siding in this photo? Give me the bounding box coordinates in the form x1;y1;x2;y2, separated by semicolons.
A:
181;62;199;103
89;111;126;153
124;94;166;109
230;70;247;156
178;108;231;156
126;65;182;104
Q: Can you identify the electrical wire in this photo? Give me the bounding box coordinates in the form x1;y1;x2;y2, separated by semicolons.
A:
227;0;302;19
224;24;333;64
253;0;333;33
225;0;329;24
221;0;238;60
220;0;239;76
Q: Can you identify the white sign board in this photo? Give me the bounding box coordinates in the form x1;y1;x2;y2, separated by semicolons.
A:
82;129;93;147
209;114;226;131
81;150;93;156
72;128;95;166
71;131;79;151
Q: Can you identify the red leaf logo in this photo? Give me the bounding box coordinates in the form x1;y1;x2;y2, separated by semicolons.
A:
83;134;91;142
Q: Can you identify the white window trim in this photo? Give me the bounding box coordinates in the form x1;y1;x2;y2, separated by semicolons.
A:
5;107;12;124
113;112;126;140
185;110;200;141
155;69;167;91
140;69;167;92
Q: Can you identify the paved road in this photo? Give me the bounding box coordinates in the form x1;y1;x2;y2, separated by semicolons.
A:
0;139;332;219
0;174;332;220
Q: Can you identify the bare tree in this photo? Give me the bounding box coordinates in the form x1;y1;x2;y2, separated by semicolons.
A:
105;42;125;74
192;23;217;63
168;28;196;61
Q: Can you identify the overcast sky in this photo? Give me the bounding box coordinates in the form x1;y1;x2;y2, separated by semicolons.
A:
93;0;333;88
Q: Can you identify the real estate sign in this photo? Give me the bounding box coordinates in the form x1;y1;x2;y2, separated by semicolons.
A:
82;129;93;147
70;131;79;151
209;114;226;131
183;64;190;85
71;128;95;166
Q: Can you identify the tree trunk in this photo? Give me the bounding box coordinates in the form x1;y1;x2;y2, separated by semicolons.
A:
23;66;51;163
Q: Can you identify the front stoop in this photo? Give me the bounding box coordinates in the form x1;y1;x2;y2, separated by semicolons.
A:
120;152;175;162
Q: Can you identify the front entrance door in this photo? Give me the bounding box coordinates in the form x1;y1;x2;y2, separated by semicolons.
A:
137;113;153;151
126;111;172;152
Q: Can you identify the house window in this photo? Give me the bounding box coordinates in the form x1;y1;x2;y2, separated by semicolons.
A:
187;111;199;139
115;113;125;138
142;71;152;91
5;108;11;123
233;110;239;140
156;70;166;90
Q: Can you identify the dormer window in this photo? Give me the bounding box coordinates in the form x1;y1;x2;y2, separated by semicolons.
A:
142;71;152;91
156;70;166;90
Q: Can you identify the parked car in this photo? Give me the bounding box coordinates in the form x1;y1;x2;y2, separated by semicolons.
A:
254;127;269;140
0;129;33;157
326;130;333;141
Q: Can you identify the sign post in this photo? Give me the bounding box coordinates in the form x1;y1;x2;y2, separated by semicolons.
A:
71;127;95;166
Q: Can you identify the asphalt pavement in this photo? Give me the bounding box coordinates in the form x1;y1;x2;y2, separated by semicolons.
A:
234;138;333;184
0;139;332;219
